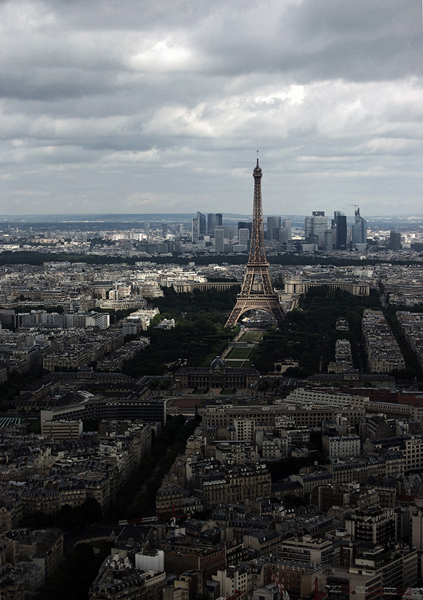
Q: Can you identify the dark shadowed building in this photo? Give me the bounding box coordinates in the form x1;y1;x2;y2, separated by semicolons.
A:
175;357;260;390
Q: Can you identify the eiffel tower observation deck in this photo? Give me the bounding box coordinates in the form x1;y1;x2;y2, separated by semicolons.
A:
225;159;284;328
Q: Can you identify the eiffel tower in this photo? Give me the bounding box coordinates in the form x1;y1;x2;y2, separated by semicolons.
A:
225;159;284;328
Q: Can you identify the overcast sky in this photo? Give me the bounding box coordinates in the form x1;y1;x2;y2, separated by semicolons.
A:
1;0;422;217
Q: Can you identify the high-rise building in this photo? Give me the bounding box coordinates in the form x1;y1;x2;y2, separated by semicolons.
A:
390;231;401;251
238;221;252;236
305;212;328;248
207;213;217;236
238;228;250;246
332;211;347;250
191;218;199;243
304;216;314;240
207;214;217;235
267;216;281;241
281;219;292;242
312;214;328;248
197;212;206;237
323;230;334;251
323;229;333;252
207;213;215;234
224;226;235;242
351;207;367;248
207;213;223;235
214;227;225;253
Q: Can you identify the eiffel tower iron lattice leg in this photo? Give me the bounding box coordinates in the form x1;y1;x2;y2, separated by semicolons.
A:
225;158;284;328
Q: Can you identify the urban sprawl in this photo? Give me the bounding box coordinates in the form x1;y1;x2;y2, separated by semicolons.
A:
1;209;423;600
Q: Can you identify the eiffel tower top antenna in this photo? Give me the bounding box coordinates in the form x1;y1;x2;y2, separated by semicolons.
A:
249;151;267;266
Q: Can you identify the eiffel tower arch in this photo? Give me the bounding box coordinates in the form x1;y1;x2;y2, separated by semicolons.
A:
225;159;284;328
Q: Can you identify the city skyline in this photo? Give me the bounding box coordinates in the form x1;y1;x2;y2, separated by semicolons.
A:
1;0;422;216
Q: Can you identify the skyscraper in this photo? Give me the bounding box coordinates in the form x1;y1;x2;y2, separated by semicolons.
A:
191;218;199;243
238;221;252;236
305;216;314;241
238;228;250;246
312;214;328;248
207;213;217;235
324;229;334;251
267;216;281;241
389;231;401;251
333;211;347;250
351;207;367;248
281;219;292;242
305;212;328;248
207;213;223;235
214;227;225;253
197;212;206;237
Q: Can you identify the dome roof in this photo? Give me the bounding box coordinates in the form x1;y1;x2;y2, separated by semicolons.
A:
210;356;226;370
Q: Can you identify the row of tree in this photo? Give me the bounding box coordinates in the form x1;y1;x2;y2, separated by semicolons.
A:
251;287;382;376
19;497;103;530
1;249;418;268
109;415;200;520
123;287;238;377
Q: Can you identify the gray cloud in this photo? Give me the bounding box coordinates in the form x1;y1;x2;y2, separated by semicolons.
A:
0;0;422;216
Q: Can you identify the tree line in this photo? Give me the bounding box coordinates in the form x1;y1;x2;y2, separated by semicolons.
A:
251;286;382;376
122;287;238;377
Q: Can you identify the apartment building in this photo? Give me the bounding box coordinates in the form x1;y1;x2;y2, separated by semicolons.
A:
345;507;395;545
191;464;271;509
41;419;82;440
322;435;361;458
362;309;405;373
201;402;365;430
279;536;335;565
365;434;423;472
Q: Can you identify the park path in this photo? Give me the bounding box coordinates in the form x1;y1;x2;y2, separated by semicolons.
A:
221;329;264;362
220;329;245;359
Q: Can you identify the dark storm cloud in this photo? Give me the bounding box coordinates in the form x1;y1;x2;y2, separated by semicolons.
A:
195;0;422;81
0;0;422;215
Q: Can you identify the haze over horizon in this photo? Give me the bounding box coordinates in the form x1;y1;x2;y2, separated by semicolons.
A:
1;0;422;217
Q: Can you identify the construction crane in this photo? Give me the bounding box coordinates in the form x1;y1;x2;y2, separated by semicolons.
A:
227;590;242;600
271;572;290;600
216;589;242;600
312;577;327;600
